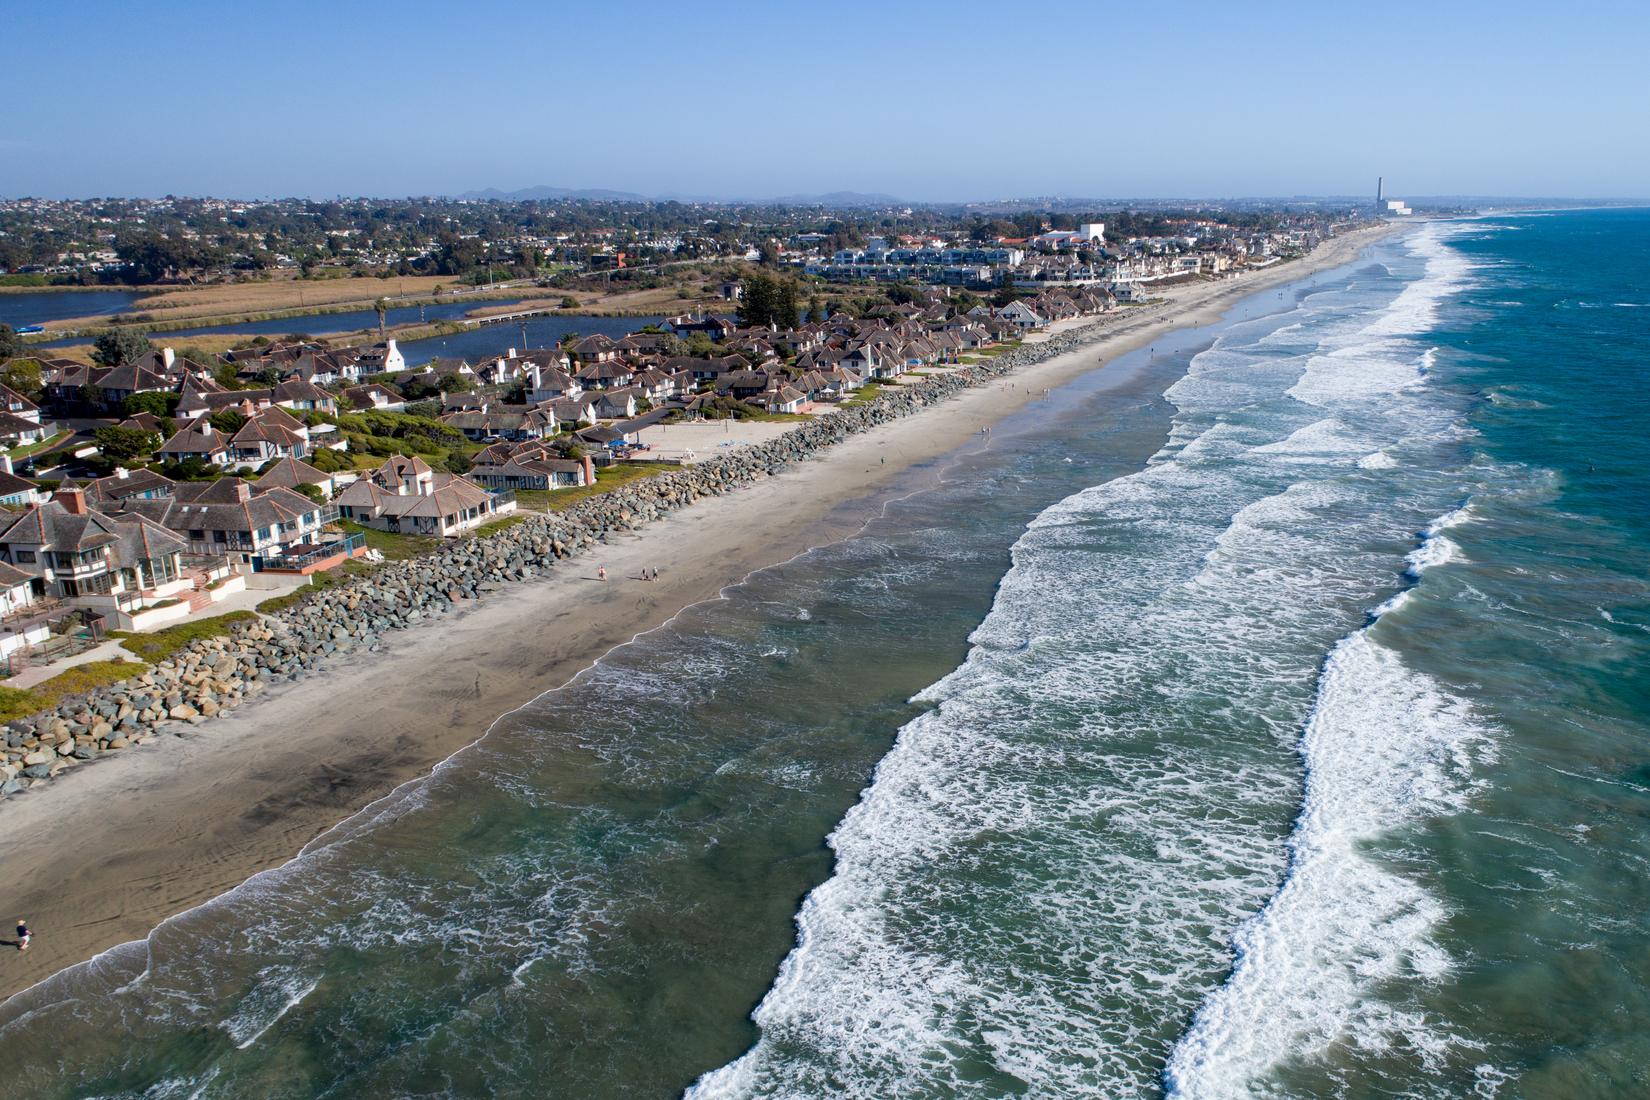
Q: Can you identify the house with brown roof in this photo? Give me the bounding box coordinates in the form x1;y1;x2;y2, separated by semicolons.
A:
72;466;176;505
335;456;514;537
343;383;406;412
0;383;41;424
155;416;232;467
0;487;190;622
466;445;594;492
109;478;334;569
0;455;42;508
227;406;311;465
253;456;338;500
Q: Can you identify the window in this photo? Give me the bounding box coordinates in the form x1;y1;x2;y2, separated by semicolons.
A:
14;550;33;563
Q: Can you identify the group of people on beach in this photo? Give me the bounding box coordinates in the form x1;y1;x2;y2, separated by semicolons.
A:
595;566;659;583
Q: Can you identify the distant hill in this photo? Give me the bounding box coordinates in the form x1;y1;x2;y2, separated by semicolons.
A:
457;185;652;202
768;190;905;207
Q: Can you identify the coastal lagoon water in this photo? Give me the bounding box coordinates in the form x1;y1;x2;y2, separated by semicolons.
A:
151;298;526;342
3;211;1647;1097
395;314;663;367
0;289;141;329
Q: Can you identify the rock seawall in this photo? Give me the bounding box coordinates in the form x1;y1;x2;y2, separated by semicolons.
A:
0;314;1143;802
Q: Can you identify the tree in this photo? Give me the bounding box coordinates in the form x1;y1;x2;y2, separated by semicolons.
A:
93;425;159;464
255;366;281;387
0;356;43;401
0;324;20;363
92;329;152;368
739;272;776;328
210;409;247;434
123;390;181;419
374;297;390;340
293;482;325;504
773;278;799;328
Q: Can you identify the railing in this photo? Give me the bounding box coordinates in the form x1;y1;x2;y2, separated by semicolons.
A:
487;489;516;508
0;600;72;640
317;505;341;525
269;532;364;571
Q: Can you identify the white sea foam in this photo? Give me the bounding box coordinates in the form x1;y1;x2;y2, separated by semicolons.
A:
1166;505;1494;1097
220;966;320;1049
1404;503;1475;578
696;226;1480;1098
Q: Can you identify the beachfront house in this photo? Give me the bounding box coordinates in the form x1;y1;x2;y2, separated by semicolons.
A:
996;301;1048;330
466;449;594;492
0;487;190;614
335;455;514;537
108;478;335;569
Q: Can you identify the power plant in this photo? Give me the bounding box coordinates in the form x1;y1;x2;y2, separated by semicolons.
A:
1376;176;1413;216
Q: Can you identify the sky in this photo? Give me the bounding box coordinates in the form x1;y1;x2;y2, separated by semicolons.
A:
5;0;1648;202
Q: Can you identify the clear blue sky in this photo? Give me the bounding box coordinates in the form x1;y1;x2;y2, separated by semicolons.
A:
5;0;1646;201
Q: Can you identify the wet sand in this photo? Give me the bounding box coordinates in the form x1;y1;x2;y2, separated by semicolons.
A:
0;224;1396;1000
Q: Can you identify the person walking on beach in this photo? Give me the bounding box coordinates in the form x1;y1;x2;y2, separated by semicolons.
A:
16;919;30;952
598;565;607;582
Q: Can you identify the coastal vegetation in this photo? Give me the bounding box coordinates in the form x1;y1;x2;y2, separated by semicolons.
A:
113;611;257;664
0;658;147;723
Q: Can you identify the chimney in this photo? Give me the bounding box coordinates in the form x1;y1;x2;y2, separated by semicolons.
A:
115;466;129;479
233;480;252;502
240;399;256;415
55;487;88;515
162;347;176;369
200;421;212;436
0;454;11;475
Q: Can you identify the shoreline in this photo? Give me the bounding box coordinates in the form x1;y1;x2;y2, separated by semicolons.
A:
0;223;1399;1003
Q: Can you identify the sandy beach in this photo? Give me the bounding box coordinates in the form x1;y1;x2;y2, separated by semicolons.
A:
0;224;1396;1001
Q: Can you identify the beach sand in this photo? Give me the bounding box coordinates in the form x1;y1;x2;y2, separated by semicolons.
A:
0;224;1396;1000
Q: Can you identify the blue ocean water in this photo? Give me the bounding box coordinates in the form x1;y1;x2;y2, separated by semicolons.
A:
2;211;1646;1097
698;210;1650;1098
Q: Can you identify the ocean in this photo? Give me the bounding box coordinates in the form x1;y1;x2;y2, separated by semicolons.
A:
2;209;1646;1098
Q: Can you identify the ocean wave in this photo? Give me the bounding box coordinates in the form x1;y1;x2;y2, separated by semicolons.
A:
696;232;1479;1097
221;966;320;1049
1166;505;1496;1097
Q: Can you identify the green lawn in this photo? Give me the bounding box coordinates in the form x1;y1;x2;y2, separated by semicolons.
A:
475;513;529;537
0;658;148;723
7;429;72;461
959;341;1021;363
113;610;256;664
337;519;440;560
541;464;669;512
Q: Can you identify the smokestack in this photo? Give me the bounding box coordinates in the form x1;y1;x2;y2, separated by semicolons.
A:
1377;176;1384;207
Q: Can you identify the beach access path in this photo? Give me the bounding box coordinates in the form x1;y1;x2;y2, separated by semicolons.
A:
0;224;1399;1000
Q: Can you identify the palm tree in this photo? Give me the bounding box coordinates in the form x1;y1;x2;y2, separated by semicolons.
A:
374;297;390;340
